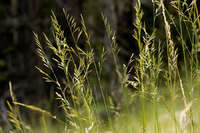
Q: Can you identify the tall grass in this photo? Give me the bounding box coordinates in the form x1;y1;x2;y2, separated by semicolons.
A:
5;0;200;132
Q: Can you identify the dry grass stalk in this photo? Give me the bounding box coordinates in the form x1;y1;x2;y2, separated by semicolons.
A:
160;0;178;73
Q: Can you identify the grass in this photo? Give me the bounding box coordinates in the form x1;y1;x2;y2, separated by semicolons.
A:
4;0;200;132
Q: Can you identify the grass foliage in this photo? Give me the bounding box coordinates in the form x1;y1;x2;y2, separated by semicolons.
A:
5;0;200;132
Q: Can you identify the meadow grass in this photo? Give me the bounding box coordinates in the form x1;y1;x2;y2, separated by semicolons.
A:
4;0;200;132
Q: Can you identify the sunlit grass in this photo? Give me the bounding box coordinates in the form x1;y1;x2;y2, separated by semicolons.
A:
5;0;200;133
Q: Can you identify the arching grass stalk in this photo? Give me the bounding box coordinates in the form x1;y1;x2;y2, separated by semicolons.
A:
80;14;113;129
101;13;125;110
63;10;100;132
7;82;26;133
34;11;99;132
170;4;198;127
151;1;162;132
178;0;188;78
152;41;162;133
189;0;200;72
34;16;80;129
102;13;134;126
170;1;200;132
133;0;146;132
160;0;179;132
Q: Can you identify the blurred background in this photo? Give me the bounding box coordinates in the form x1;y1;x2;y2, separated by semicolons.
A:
0;0;156;130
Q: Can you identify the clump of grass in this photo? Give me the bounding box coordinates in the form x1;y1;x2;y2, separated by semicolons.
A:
5;0;200;133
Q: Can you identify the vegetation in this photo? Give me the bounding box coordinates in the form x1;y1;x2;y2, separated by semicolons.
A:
4;0;200;132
